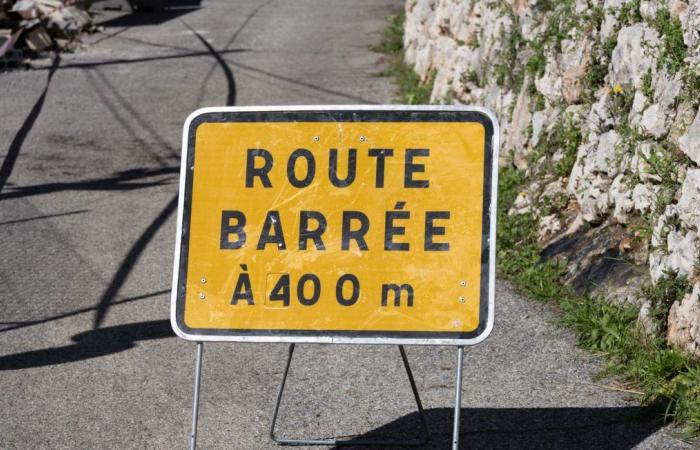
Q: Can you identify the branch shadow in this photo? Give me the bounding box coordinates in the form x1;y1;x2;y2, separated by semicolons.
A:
92;195;178;328
0;209;90;226
0;319;173;370
327;406;666;449
0;289;168;333
99;5;200;28
0;166;178;201
0;52;60;193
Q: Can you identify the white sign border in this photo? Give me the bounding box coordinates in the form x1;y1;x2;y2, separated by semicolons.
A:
170;105;500;346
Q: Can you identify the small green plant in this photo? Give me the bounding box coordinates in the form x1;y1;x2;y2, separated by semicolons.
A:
373;12;435;104
680;70;700;107
619;0;643;25
642;272;691;335
585;26;621;99
526;43;546;78
528;114;583;177
641;70;654;101
609;84;635;119
372;12;405;54
650;9;687;74
494;18;524;89
461;70;483;88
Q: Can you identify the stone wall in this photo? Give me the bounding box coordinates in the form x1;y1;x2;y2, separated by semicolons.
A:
404;0;700;356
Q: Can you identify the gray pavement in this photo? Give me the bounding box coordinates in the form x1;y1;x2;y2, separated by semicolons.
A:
0;1;691;448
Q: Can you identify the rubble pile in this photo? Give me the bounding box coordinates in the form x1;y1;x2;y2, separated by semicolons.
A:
0;0;92;66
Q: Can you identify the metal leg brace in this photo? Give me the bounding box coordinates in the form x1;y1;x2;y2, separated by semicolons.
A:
190;342;204;450
270;344;430;446
452;346;464;450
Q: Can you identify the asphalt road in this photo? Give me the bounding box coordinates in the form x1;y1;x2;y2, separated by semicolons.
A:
0;1;691;448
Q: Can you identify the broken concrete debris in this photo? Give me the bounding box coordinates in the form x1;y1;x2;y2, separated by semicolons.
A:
0;0;92;65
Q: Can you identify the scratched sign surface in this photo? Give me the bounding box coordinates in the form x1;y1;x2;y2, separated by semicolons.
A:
170;107;499;345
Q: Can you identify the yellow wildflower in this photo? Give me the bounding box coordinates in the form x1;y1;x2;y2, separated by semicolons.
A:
613;84;623;94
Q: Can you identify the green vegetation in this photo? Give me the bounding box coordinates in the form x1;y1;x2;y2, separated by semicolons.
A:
373;12;435;104
498;166;700;436
643;273;691;335
641;70;654;101
375;4;700;438
650;9;687;75
584;33;619;97
628;140;689;245
494;13;525;93
527;113;583;177
680;70;700;108
526;43;546;78
618;0;643;26
461;69;484;88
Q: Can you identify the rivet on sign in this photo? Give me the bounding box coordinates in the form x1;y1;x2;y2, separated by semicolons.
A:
190;166;195;171
201;277;207;284
459;296;466;303
359;135;366;142
460;280;467;287
199;292;206;300
313;135;320;142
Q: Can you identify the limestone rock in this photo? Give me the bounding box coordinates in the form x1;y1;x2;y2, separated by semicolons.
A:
632;183;658;213
629;90;648;128
510;190;533;215
631;142;662;183
648;205;699;281
535;58;563;103
588;89;614;132
667;230;699;277
611;24;660;89
681;0;700;51
654;70;682;111
507;84;533;170
590;130;621;177
667;282;700;357
679;109;700;165
579;175;612;223
638;299;659;335
531;110;548;147
561;37;593;104
640;104;668;138
640;0;661;20
539;214;562;242
677;168;700;231
652;204;678;248
611;175;634;223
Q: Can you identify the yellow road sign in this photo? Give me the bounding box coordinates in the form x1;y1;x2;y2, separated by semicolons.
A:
171;106;499;345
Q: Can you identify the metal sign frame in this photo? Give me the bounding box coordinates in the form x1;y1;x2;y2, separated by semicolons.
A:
170;105;499;346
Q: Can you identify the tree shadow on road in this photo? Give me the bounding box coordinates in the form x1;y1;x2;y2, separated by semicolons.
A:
0;166;178;201
97;1;201;28
327;406;667;449
0;319;173;370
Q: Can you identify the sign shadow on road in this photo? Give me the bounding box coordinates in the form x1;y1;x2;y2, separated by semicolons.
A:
327;406;665;450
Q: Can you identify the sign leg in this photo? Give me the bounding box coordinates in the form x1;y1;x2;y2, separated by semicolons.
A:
270;344;429;446
190;342;204;450
398;345;429;445
270;343;295;443
452;346;464;450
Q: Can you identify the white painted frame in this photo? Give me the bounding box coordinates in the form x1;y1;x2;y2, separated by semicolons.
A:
170;105;500;346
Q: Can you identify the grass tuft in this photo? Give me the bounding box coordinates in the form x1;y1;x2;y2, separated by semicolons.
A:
373;12;435;104
496;166;700;437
